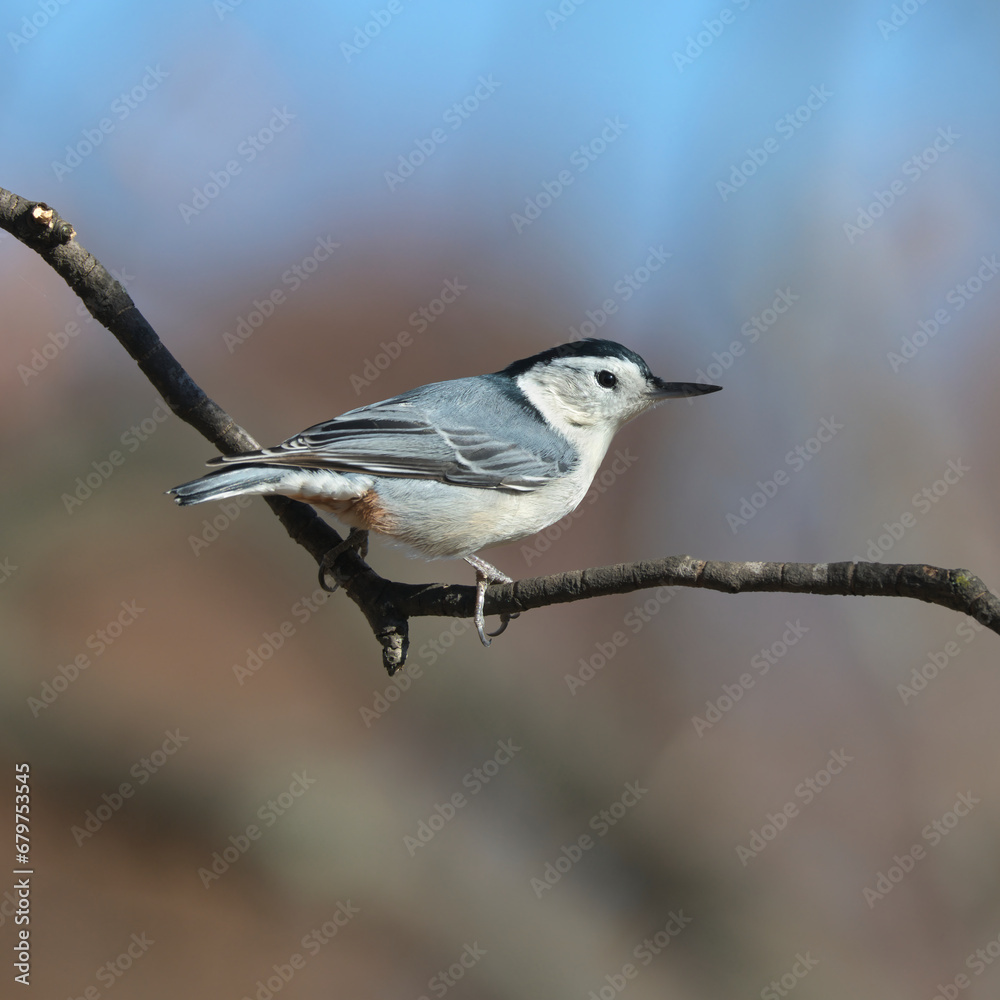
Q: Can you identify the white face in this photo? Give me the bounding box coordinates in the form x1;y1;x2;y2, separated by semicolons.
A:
516;354;661;434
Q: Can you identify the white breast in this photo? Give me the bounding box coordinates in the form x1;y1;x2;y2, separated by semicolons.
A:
370;472;596;559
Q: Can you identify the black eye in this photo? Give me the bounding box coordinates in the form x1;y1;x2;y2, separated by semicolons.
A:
596;370;617;389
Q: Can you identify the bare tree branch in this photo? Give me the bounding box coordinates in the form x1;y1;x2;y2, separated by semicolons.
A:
1;188;394;664
4;186;999;674
409;558;1000;631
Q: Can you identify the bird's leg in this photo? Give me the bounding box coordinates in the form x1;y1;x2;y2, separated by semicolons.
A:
464;554;518;646
318;528;369;593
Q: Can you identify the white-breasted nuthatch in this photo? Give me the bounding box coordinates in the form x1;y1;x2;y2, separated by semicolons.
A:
168;339;720;645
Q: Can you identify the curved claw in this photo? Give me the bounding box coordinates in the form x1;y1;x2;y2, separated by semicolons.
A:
474;572;492;646
318;556;340;594
318;528;369;593
486;610;520;638
466;555;517;647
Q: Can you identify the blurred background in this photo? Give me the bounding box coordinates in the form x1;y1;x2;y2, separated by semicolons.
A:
3;1;1000;996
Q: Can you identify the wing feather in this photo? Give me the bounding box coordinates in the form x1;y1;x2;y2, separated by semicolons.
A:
208;375;576;492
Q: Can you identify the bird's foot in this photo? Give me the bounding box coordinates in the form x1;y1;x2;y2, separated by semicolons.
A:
464;554;518;646
318;528;369;593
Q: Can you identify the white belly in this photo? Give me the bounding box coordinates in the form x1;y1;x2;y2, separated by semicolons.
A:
371;474;592;559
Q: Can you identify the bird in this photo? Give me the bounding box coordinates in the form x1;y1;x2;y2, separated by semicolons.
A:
167;339;721;645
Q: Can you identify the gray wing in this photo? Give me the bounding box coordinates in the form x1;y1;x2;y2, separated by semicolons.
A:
208;375;577;493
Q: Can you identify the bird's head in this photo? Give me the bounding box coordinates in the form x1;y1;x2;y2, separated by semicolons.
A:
501;339;721;438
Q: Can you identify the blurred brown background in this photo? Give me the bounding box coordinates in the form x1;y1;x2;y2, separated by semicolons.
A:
3;2;1000;997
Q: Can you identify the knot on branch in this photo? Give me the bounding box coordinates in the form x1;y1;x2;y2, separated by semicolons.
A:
20;200;76;248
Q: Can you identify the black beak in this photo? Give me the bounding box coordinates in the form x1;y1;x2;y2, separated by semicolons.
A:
646;376;722;399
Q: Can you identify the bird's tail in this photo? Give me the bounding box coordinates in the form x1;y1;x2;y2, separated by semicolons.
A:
167;466;293;506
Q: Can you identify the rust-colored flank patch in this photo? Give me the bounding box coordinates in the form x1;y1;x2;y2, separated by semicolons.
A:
299;488;396;535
